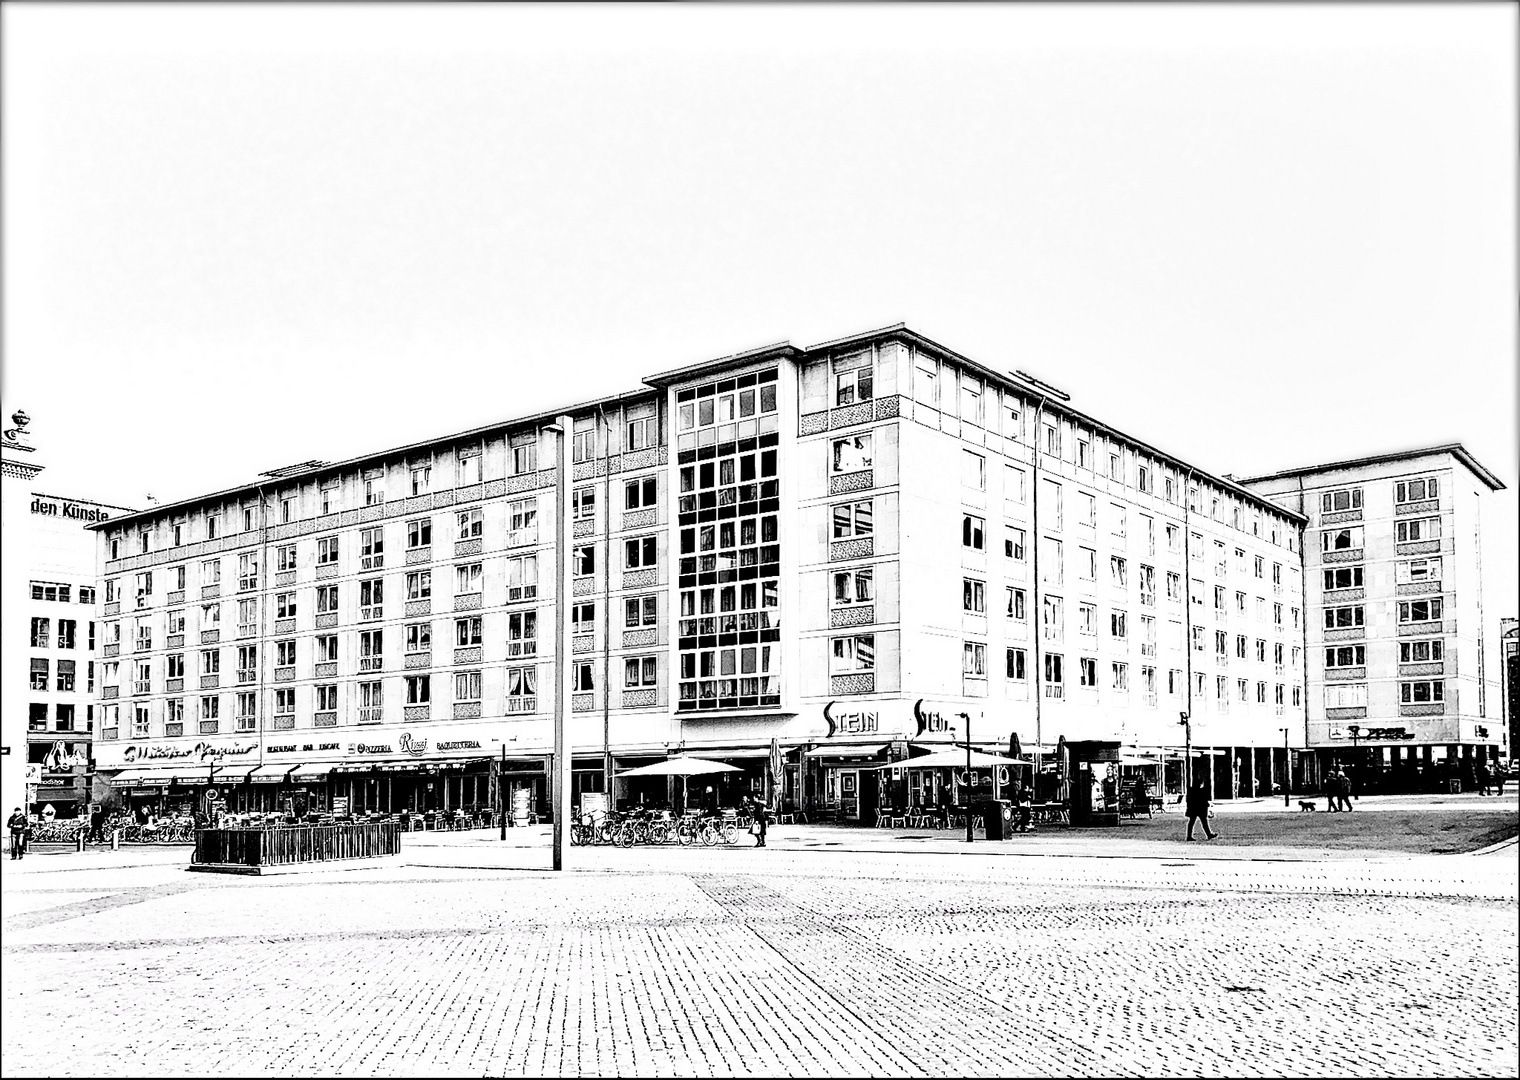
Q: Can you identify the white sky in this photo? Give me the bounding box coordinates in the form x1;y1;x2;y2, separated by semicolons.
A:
4;3;1516;627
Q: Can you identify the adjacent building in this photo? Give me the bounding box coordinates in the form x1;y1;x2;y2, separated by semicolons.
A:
88;326;1325;822
1500;616;1517;762
1243;446;1507;790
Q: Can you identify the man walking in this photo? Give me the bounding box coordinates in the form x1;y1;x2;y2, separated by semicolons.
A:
1184;780;1216;841
1336;768;1355;812
8;807;27;860
1476;762;1492;797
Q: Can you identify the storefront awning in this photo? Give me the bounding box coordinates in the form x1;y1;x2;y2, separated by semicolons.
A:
111;768;176;787
291;763;337;782
331;763;378;774
213;764;257;782
805;744;886;759
249;765;295;783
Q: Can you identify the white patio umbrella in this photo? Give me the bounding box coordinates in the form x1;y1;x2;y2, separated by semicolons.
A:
873;749;1028;771
616;757;743;778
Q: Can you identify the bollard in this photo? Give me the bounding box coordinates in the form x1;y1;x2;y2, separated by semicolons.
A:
76;830;87;852
111;829;120;851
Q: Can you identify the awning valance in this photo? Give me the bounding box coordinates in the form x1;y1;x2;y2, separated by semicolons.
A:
291;763;338;782
805;745;886;760
213;764;257;782
249;765;295;783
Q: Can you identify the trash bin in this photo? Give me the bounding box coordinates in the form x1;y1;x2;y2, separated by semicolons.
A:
1447;779;1461;794
978;800;1012;841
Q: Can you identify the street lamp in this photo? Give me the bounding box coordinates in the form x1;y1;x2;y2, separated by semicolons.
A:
1348;724;1361;801
1179;712;1192;797
1279;726;1290;808
958;712;973;844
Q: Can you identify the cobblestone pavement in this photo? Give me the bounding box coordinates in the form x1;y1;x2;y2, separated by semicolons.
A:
2;834;1516;1077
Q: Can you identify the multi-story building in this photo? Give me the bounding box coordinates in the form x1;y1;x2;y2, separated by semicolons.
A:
1243;446;1507;791
21;493;131;817
88;325;1315;822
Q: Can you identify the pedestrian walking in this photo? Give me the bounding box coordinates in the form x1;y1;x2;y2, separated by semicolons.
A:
1336;769;1355;812
89;805;106;844
746;793;771;848
1184;780;1216;841
1494;766;1507;798
1476;763;1492;797
8;807;27;860
1325;770;1340;812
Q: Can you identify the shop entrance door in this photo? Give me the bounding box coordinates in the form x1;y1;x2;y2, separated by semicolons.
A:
858;769;880;824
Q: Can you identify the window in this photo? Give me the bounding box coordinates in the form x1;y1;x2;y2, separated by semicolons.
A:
79;587;96;605
1138;565;1156;606
1400;639;1443;663
831;634;876;673
571;417;597;463
201;696;220;721
625;595;658;628
507;555;539;601
507;610;538;656
571;603;595;637
1043;595;1064;641
1004;465;1027;508
1398;598;1442;624
1320;488;1362;514
277;592;297;618
573;486;597;521
457;508;484;540
512;500;540;547
30;659;49;691
831;434;872;473
573;545;596;577
1396;518;1441;543
959;375;983;424
1110;555;1127;588
1140;615;1157;657
359;577;384;617
832;500;873;539
314;684;337;712
1078;657;1098;688
359;680;383;722
624;476;658;511
357;631;382;671
1214;585;1226;612
411;465;431;496
1112;662;1129;691
962;515;985;551
1166;524;1180;554
276;640;296;667
572;663;595;693
1041;537;1063;584
1006;587;1027;621
1273;603;1283;628
621;402;656;450
404;623;431;654
201;602;222;627
1253;556;1264;579
962;578;986;614
406;570;432;601
1321;527;1365;551
962;451;986;491
1325;645;1365;668
1166;571;1181;602
1398;557;1442;583
364;474;385;506
454;564;482;595
1394;477;1439;504
317;536;339;565
1004;399;1022;440
459;451;483;485
1325;683;1374;710
317;634;338;662
1236;634;1248;659
316;585;338;614
1323;566;1364;590
1137;465;1151;494
1043;480;1063;529
404;519;431;549
1007;528;1028;562
914;355;938;406
835;359;874;405
962;641;987;677
1044;654;1065;697
1005;648;1027;680
506;666;538;712
625;536;658;569
624;655;659;689
1110;504;1126;537
166;653;185;679
1400;680;1444;704
1079;492;1096;528
1324;605;1364;629
1192;625;1206;652
1044;424;1060;458
1077;439;1090;469
1111;610;1128;641
30;617;50;649
1078;602;1096;636
319;485;336;516
454;671;483;702
1255;639;1267;663
835;569;874;605
512;438;537;474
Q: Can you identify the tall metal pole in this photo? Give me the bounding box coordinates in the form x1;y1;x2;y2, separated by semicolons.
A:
960;712;973;844
1180;713;1191;797
499;741;507;841
1280;726;1290;807
550;418;573;871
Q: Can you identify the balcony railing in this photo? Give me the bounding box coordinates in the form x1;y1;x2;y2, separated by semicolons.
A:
506;697;537;713
359;656;383;673
237;668;257;684
360;606;383;622
358;706;383;724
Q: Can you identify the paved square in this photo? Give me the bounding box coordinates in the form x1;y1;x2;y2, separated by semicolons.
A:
3;827;1516;1077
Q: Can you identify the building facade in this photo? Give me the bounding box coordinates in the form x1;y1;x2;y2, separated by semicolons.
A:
88;327;1323;822
1243;446;1507;791
1496;616;1516;763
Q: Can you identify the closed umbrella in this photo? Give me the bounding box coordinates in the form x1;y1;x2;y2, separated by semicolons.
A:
1009;732;1023;760
768;738;784;808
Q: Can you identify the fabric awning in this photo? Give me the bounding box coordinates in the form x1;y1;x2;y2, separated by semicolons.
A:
249;765;295;783
213;764;257;782
108;768;150;784
291;763;337;781
873;748;1028;770
331;763;378;774
805;744;885;759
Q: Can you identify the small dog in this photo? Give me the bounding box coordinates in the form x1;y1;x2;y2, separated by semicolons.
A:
1297;800;1316;813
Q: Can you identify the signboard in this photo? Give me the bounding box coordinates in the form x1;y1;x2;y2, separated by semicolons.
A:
580;792;608;818
823;702;880;738
122;740;257;764
30;496;111;522
24;764;41;784
331;797;349;816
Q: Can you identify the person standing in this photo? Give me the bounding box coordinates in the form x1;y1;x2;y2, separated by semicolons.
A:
1476;762;1492;797
1184;780;1216;841
746;793;770;848
8;808;28;860
88;805;105;844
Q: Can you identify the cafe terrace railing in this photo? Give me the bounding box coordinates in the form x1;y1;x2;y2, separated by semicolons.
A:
192;822;401;871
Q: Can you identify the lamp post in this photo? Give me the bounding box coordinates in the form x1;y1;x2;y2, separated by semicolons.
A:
499;741;507;841
1279;726;1290;808
958;712;972;844
1348;724;1361;801
548;418;572;871
1179;712;1192;797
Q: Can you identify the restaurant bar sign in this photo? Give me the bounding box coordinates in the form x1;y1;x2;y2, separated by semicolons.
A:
823;701;880;737
31;496;111;522
123;740;257;763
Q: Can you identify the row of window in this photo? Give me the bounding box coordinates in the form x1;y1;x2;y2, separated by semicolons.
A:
30;581;97;604
28;618;92;650
1322;681;1446;707
1320;517;1441;552
1322;558;1442;591
1319;477;1440;515
1322;598;1443;631
26;703;90;733
1324;638;1445;668
28;658;91;693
